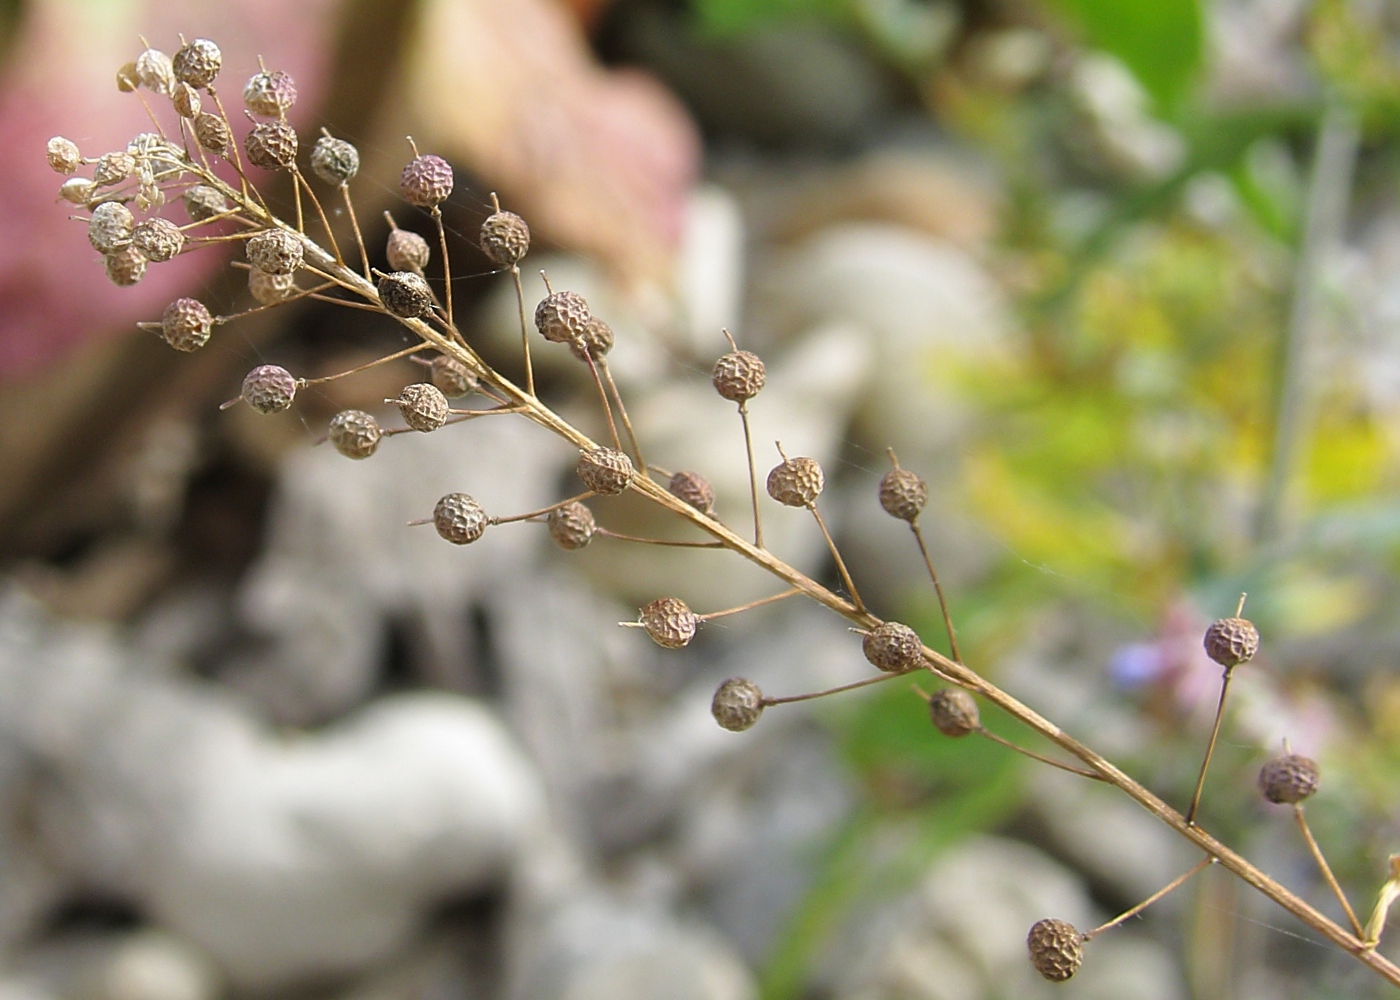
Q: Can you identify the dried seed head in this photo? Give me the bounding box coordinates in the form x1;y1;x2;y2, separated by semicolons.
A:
479;210;530;266
245;121;298;170
767;456;824;507
1027;919;1084;982
192;112;232;156
712;349;766;403
879;467;928;522
60;177;95;205
117;62;140;93
104;246;147;287
377;270;434;318
640;597;698;649
246;229;303;275
88;201;135;254
248;267;296;306
576;447;634;495
243;69;297;117
183;184;227;222
241;364;298;414
669;471;715;515
93;151;135;187
712;678;764;732
328;409;381;459
429;355;476;397
928;688;979;737
570;316;615;361
172;82;201;118
547;501;595;550
135;48;175;95
386;228;430;273
160;297;213;352
392;382;449;432
862;621;924;673
173;38;222;89
534;290;591;346
1203;617;1260;669
47;137;80;174
1259;753;1320;805
131;217;184;262
433;493;487;545
400;153;453;207
308;134;359;186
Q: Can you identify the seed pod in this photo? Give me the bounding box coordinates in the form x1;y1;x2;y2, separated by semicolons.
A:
160;297;213;352
1027;919;1084;982
767;456;824;508
377;270;434;318
430;355;476;397
400;153;453;207
392;382;449;432
172;82;201;118
183;184;228;221
104;246;147;287
131;217;184;262
241;364;298;414
669;471;715;515
712;349;766;403
862;621;924;673
547;501;595;550
1258;753;1320;805
248;267;296;305
173;38;222;89
47;137;80;175
879;467;927;522
245;121;298;170
93;151;135;187
246;229;303;275
328;409;381;459
712;678;764;732
60;177;95;205
570;316;614;361
576;447;634;495
386;228;429;273
1203;617;1260;669
243;69;297;117
88;201;135;254
135;48;175;95
640;597;697;649
534;290;590;346
479;210;530;266
310;135;359;186
117;62;140;93
928;688;979;737
433;493;487;545
192;113;232;156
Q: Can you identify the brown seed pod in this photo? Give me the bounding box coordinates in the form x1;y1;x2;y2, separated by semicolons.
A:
429;355;476;398
534;290;591;346
241;364;298;414
116;62;141;93
131;217;184;262
172;82;201;118
879;467;928;522
392;382;449;432
104;246;147;287
767;456;824;508
712;678;765;732
400;153;453;207
1258;753;1320;805
386;228;430;273
60;177;95;205
310;135;359;186
1027;919;1084;982
160;297;213;352
328;410;381;459
246;229;303;275
576;447;634;496
244;121;298;170
862;621;924;673
172;38;222;89
570;317;615;361
243;69;297;117
1203;617;1260;669
669;471;715;515
192;112;232;157
248;267;296;306
433;493;488;545
640;597;698;649
183;184;227;222
47;136;80;175
928;688;979;737
377;270;434;319
547;501;595;550
712;349;766;403
93;151;135;187
88;201;135;254
135;48;175;95
479;210;530;267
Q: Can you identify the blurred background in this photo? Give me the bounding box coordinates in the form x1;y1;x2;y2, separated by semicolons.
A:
2;0;1400;997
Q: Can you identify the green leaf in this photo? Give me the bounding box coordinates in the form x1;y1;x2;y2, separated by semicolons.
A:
1046;0;1204;111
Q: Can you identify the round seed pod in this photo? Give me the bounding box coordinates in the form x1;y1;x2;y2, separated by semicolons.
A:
192;112;232;156
116;62;140;93
386;228;430;273
377;270;434;318
246;229;303;275
669;471;715;515
241;364;298;414
1203;617;1260;669
640;597;698;649
928;688;979;737
534;290;590;346
570;316;614;361
245;121;298;170
310;135;359;186
183;184;227;221
172;82;201;118
160;297;213;352
576;447;634;495
767;456;824;508
433;493;487;545
88;201;134;254
712;678;764;732
47;137;80;174
862;621;924;673
135;48;175;95
328;409;381;459
479;210;529;267
879;467;928;522
173;38;222;89
1258;753;1320;805
131;217;184;262
1027;919;1084;982
400;153;453;207
392;382;449;432
243;69;297;117
93;151;135;187
547;501;595;550
104;246;147;287
712;349;766;403
429;355;476;397
60;177;95;205
248;267;296;305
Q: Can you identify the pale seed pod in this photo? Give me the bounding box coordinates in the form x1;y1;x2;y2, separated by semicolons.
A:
669;471;715;515
392;382;449;432
47;136;81;175
60;177;95;205
879;467;928;522
93;151;135;187
243;69;297;117
183;184;228;222
400;153;453;207
479;210;529;266
1027;919;1084;982
160;297;213;352
246;229;303;275
241;364;298;414
576;447;634;495
172;82;201;118
88;201;135;254
433;493;488;545
328;409;381;459
117;62;140;93
534;290;590;346
570;316;614;361
245;121;298;170
135;48;175;95
429;355;476;397
131;217;184;262
193;112;232;156
862;621;924;673
712;678;764;732
386;228;429;273
248;267;296;305
310;135;359;186
377;270;434;318
928;688;979;737
547;501;595;550
104;246;148;287
1203;617;1260;669
712;349;766;403
640;597;698;649
1258;753;1320;805
173;38;222;89
767;456;824;507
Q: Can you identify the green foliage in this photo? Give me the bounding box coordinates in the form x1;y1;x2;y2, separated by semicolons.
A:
1044;0;1204;112
691;0;848;36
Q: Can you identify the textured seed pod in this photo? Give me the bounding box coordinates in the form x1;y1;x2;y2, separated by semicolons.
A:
245;121;298;170
767;456;824;508
479;210;530;266
400;153;453;207
135;48;175;95
192;112;232;156
377;270;434;318
386;228;430;273
88;201;135;254
1259;753;1320;805
430;355;476;397
534;290;590;346
1203;617;1260;669
879;467;928;522
640;597;698;649
576;447;634;496
1027;919;1084;982
570;316;614;361
928;688;979;737
241;364;298;414
712;678;764;732
104;246;148;287
862;621;924;673
433;493;488;545
712;349;766;403
243;69;297;117
248;267;296;306
183;184;228;222
393;382;449;432
173;38;222;89
131;217;184;262
669;471;715;515
547;501;595;551
60;177;95;205
47;137;80;175
328;410;381;459
172;82;201;118
246;229;303;275
117;62;140;93
310;135;360;186
160;297;213;352
93;151;135;187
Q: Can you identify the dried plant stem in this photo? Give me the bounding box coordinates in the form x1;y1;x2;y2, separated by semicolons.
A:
593;529;725;549
512;267;534;395
491;492;595;525
1294;805;1365;938
810;506;865;613
294;168;342;263
343;185;371;281
974;727;1106;782
599;360;645;474
1083;856;1215;940
738;403;763;548
698;587;802;621
582;351;624;453
1186;667;1234;826
909;521;960;661
431;206;452;329
763;671;905;706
